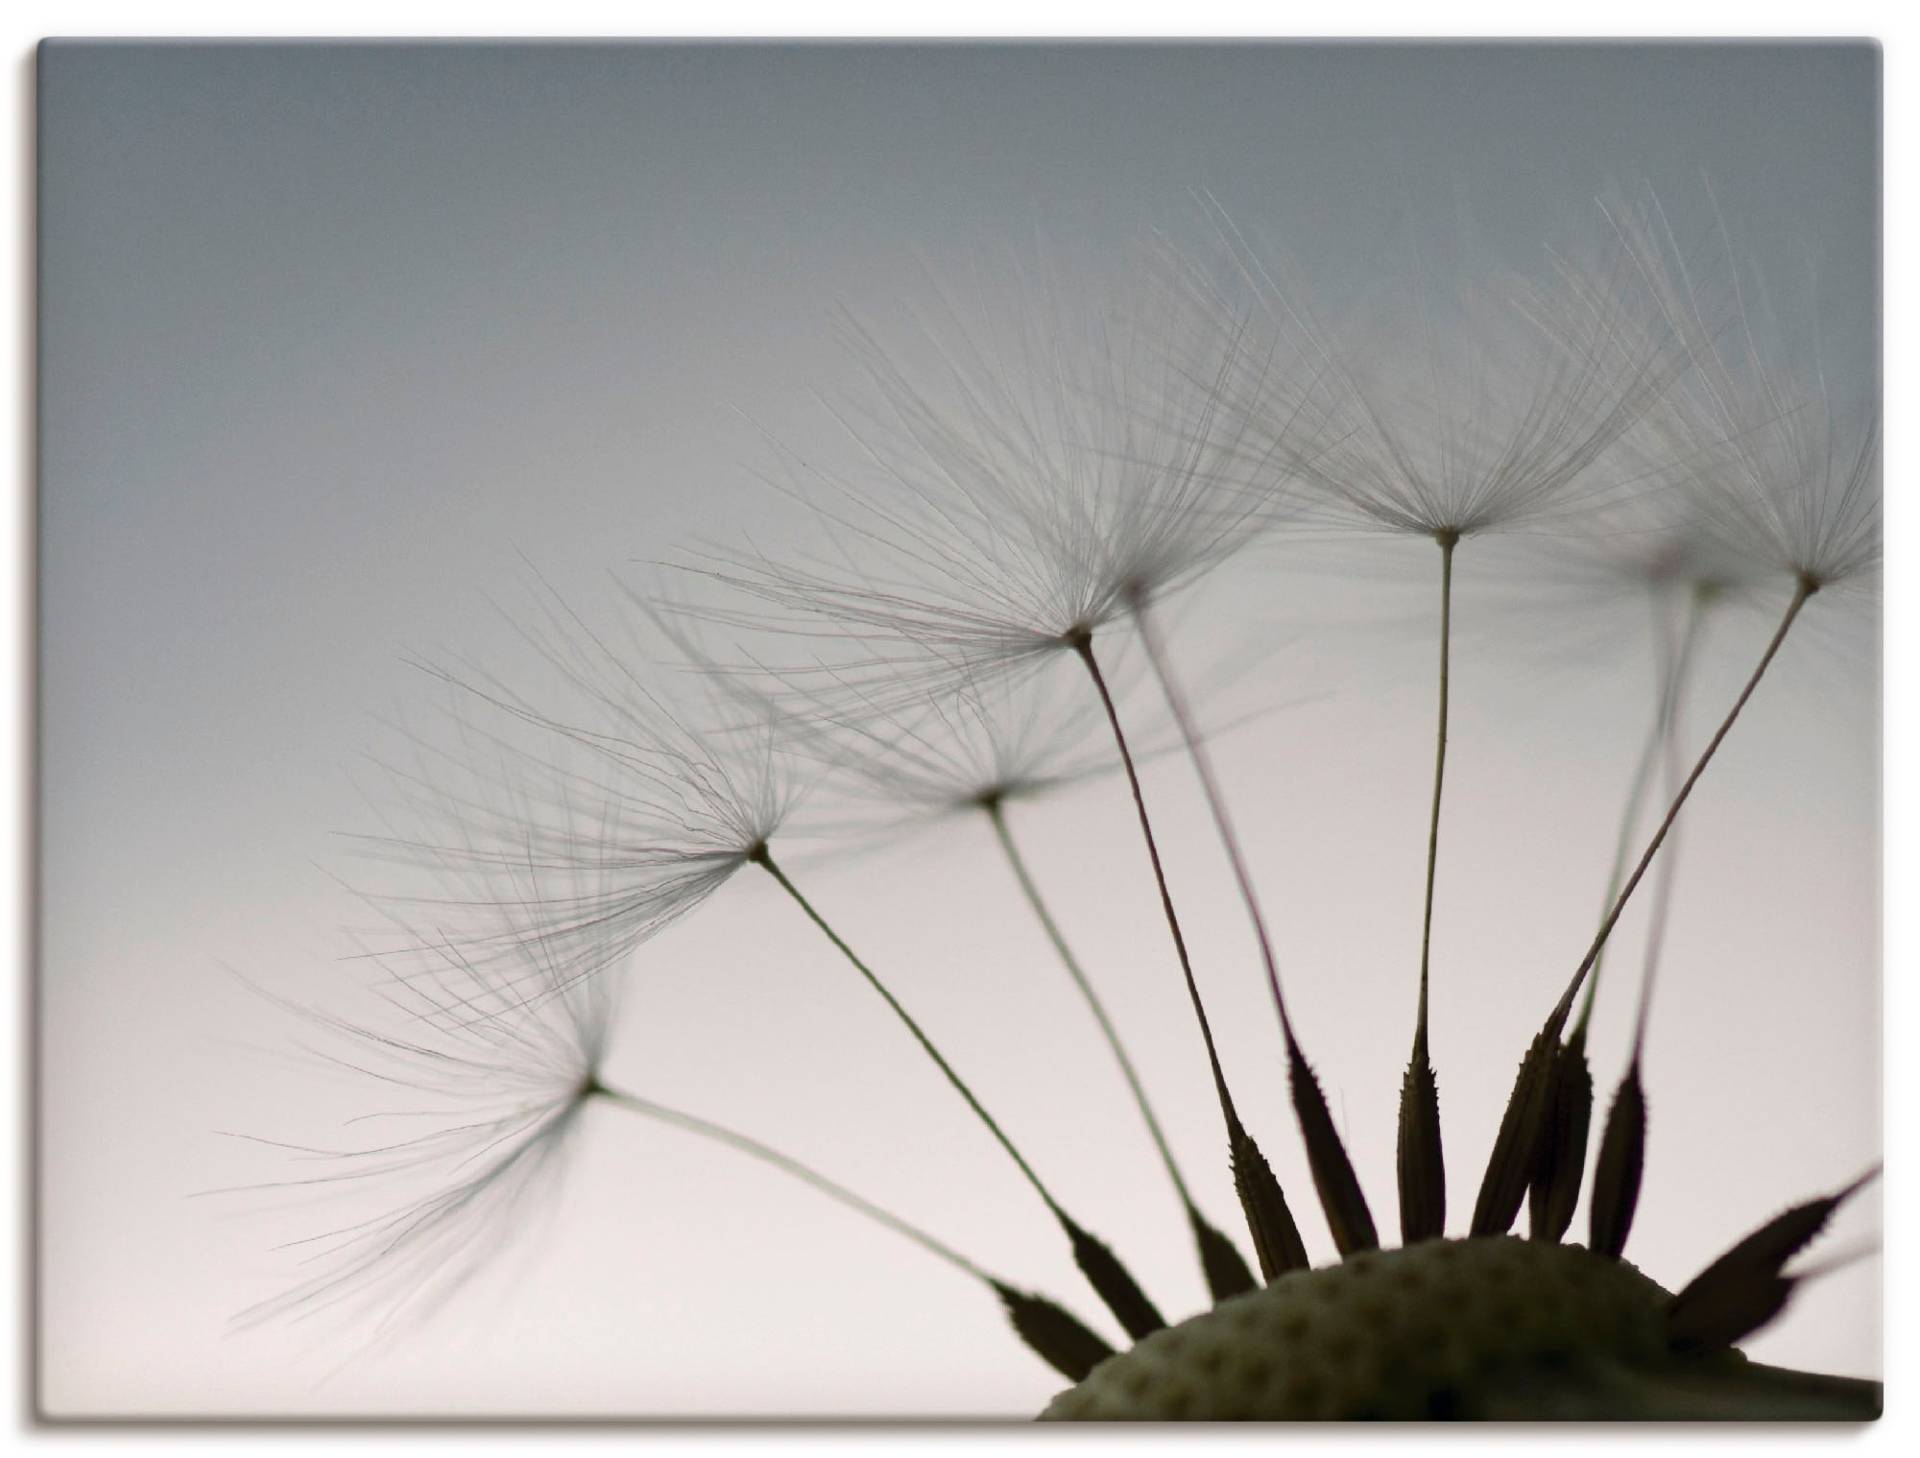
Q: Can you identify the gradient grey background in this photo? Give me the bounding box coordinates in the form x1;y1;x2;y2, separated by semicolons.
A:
38;41;1879;1416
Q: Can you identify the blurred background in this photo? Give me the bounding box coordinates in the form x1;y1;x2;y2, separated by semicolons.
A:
38;41;1878;1416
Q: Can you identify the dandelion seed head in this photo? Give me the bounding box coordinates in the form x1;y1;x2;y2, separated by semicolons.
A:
357;575;806;987
766;656;1152;836
1480;484;1770;622
229;914;614;1343
668;250;1312;706
1574;187;1883;596
1190;196;1691;545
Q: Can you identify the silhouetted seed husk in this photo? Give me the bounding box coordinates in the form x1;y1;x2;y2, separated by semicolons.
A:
1667;1173;1878;1353
1528;1029;1594;1243
1288;1042;1379;1255
1187;1201;1258;1300
1229;1113;1309;1279
991;1282;1115;1381
1396;1027;1446;1243
1670;1274;1798;1355
1060;1214;1165;1340
1587;1061;1647;1260
1470;1007;1571;1236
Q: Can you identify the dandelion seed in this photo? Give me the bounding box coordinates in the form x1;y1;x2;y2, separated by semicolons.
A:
1068;625;1308;1278
1595;187;1882;595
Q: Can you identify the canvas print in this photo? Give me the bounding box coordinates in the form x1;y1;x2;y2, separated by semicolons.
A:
36;40;1881;1420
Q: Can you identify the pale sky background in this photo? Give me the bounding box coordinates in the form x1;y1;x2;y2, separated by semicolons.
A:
38;41;1879;1417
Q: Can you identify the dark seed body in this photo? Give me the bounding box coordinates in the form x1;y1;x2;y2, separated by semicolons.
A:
1530;1037;1594;1243
1589;1067;1648;1260
1228;1116;1308;1279
1397;1040;1446;1242
1062;1216;1165;1341
1188;1202;1259;1300
993;1283;1113;1382
1668;1176;1875;1351
1472;1019;1568;1236
1288;1043;1380;1255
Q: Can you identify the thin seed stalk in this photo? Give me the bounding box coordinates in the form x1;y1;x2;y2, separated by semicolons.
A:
1575;584;1712;1040
1560;577;1812;1015
590;1082;1114;1380
1128;602;1377;1258
1415;531;1457;1047
1627;586;1712;1053
1069;633;1237;1122
985;798;1257;1300
1401;530;1455;1241
752;845;1165;1338
984;797;1191;1206
1574;605;1671;1040
590;1081;989;1280
1071;630;1307;1278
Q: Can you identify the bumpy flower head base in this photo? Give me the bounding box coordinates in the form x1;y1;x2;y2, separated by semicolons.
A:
1040;1237;1879;1422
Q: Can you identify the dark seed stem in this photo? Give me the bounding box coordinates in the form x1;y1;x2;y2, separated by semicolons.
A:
1577;584;1712;1040
591;1081;989;1280
1628;587;1711;1057
1129;603;1378;1258
583;1084;1118;1382
755;847;1060;1214
1127;603;1290;1035
1415;532;1457;1054
984;798;1192;1209
1073;631;1307;1277
987;798;1255;1298
754;846;1165;1337
1399;531;1456;1242
1555;577;1812;1020
1575;596;1673;1038
1071;634;1235;1120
